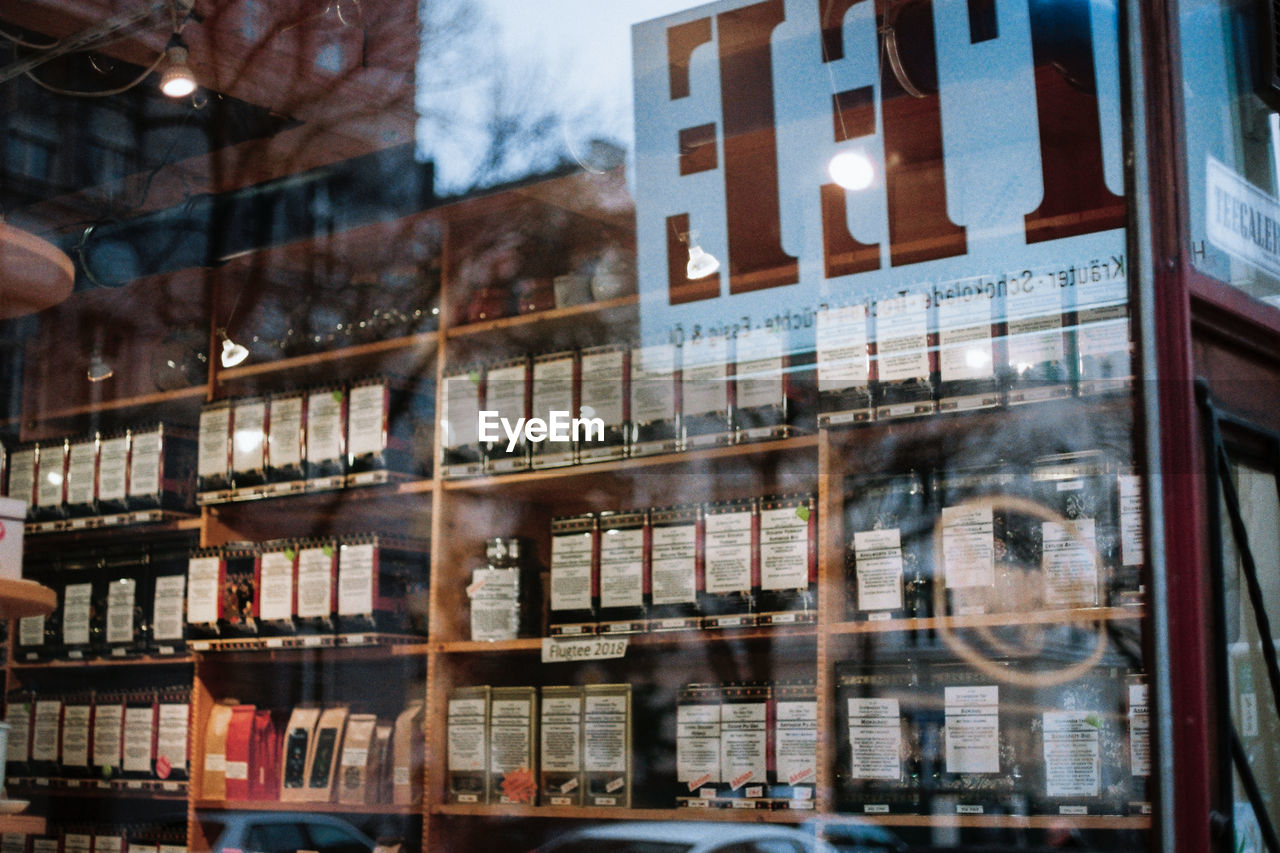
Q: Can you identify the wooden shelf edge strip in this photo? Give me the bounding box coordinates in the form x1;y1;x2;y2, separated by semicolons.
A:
443;434;819;491
432;626;818;654
10;655;194;669
830;607;1145;635
430;803;1149;830
32;385;209;423
445;295;638;339
217;331;439;381
194;798;417;815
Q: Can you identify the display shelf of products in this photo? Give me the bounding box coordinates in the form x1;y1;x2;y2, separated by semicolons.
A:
827;607;1144;635
9;778;188;799
192;799;419;815
0;165;1154;853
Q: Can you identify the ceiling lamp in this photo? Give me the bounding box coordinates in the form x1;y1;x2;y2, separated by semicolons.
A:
159;35;196;98
219;331;249;368
686;242;720;280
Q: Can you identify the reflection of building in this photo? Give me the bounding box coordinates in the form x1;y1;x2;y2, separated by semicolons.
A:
0;2;1276;853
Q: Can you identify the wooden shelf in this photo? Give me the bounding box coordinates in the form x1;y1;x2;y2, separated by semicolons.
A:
443;434;818;497
193;639;428;664
433;625;817;655
25;512;200;540
431;803;812;823
446;294;637;339
0;815;46;835
194;798;418;815
12;777;187;799
21;385;208;426
829;607;1145;635
215;330;439;388
820;812;1151;831
432;803;1149;830
10;655;194;670
0;579;55;620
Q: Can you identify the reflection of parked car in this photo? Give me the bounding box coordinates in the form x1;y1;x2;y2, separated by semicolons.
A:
804;821;908;853
197;811;374;853
532;821;837;853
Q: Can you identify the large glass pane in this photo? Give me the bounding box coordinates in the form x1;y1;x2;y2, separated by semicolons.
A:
0;1;1152;852
1181;0;1280;303
1222;459;1280;850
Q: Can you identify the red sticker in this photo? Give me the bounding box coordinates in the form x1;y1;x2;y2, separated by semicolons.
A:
156;755;171;779
0;520;6;542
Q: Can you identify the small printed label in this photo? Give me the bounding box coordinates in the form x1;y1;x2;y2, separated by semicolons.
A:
560;777;579;793
957;804;985;814
541;637;628;663
606;777;625;793
863;804;890;814
1060;805;1089;815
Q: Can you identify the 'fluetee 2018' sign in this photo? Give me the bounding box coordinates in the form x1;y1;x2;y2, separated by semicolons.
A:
632;0;1127;351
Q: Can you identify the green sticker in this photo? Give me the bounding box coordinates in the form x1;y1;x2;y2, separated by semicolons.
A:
795;505;810;522
332;390;345;403
284;548;296;560
1085;713;1102;729
323;545;334;557
468;370;481;385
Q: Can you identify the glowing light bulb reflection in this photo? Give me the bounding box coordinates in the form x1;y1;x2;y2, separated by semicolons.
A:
828;149;875;191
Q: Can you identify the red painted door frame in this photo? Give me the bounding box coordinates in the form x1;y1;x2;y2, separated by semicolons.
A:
1139;0;1280;850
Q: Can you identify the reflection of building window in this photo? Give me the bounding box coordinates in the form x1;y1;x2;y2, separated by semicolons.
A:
88;141;129;184
7;132;54;180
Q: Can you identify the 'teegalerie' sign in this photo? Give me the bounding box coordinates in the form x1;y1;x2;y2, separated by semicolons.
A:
1206;155;1280;280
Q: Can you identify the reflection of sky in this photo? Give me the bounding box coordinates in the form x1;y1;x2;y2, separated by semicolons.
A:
418;0;691;191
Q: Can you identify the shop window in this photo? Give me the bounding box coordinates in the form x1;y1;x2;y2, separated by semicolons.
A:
1181;0;1280;305
1202;383;1280;851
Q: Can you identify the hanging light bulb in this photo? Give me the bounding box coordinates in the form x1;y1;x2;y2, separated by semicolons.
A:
828;149;876;191
684;233;720;281
160;35;197;98
219;331;249;368
86;353;114;382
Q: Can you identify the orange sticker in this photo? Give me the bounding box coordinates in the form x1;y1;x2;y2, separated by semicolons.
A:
500;767;537;804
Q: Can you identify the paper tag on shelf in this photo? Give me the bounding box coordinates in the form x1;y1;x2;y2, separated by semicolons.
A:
541;637;628;663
